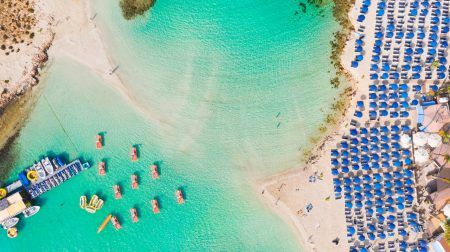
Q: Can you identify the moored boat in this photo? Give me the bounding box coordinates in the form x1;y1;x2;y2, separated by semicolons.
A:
151;199;160;214
96;134;103;149
97;214;112;233
176;190;184;204
34;162;46;179
131;175;138;189
42;157;54;175
151;164;159;179
130;208;138;223
22;206;40;218
80;195;87;209
111;216;122;230
2;217;19;229
113;185;122;199
98;162;106;175
131;147;138;161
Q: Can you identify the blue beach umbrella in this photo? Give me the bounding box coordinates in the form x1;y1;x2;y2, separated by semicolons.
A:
353;177;361;184
372;162;380;169
342;166;350;173
378;232;386;239
351;61;359;68
367;208;374;216
345;201;353;208
368;224;376;232
331;149;339;157
345;193;352;200
332;159;339;166
341;141;349;148
357;15;365;22
355;201;363;208
385;181;393;188
342;150;349;157
342;159;349;166
405;187;414;194
366;200;373;207
386;197;394;204
405;195;414;202
394;171;402;178
360;128;368;135
388;223;395;230
397;203;405;210
405;179;413;186
347;226;355;235
375;190;383;197
397;196;405;203
333;179;341;185
405;158;412;165
358;235;365;241
370;145;379;152
399;229;408;237
377;207;384;214
352;164;360;170
376;199;383;206
331;169;339;176
362;163;370;170
373;174;382;181
404;169;413;178
344;178;352;185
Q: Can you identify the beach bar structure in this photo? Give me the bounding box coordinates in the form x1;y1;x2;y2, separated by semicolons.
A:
0;190;30;224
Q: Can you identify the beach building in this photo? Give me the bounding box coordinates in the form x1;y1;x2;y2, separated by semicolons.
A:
0;190;30;224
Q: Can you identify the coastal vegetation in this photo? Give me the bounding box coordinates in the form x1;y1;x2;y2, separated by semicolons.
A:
119;0;156;20
300;0;355;162
329;0;355;88
0;0;37;56
445;220;450;244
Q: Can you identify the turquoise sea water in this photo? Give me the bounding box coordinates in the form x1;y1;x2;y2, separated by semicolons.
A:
1;1;341;251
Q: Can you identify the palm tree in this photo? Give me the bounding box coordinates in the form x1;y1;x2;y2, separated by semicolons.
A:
439;130;450;143
445;220;450;244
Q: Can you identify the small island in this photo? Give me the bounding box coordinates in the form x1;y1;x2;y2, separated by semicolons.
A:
119;0;156;20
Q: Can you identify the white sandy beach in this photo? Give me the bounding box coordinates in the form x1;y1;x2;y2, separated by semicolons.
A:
257;0;375;251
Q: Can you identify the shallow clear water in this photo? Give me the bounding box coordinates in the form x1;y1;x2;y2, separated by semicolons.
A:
0;1;341;250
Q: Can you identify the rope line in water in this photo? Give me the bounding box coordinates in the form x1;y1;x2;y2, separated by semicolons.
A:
42;94;79;152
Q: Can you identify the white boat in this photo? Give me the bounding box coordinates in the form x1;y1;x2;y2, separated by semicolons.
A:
2;217;19;229
22;206;40;218
34;162;46;179
42;157;54;174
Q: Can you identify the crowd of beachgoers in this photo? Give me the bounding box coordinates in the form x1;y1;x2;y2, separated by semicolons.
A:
261;0;450;251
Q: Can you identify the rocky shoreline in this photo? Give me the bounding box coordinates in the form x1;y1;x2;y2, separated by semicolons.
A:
0;0;55;114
